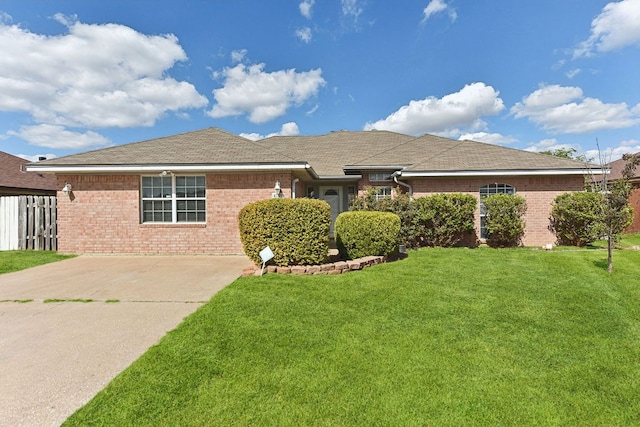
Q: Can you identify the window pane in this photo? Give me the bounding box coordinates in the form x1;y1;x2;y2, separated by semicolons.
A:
142;200;172;223
176;198;205;222
142;175;205;223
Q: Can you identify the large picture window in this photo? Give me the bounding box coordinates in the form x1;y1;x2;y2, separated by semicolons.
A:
141;175;206;223
479;183;515;238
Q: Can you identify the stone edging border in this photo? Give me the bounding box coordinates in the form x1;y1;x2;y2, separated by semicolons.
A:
241;255;386;277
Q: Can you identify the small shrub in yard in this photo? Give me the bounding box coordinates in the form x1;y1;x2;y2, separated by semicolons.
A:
238;198;331;266
415;193;477;247
550;191;605;246
350;187;421;248
335;211;400;259
483;193;527;247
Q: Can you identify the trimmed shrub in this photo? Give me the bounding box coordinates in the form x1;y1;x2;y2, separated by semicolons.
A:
550;191;605;246
350;187;421;248
483;193;527;247
415;193;477;247
238;198;330;266
335;211;401;260
350;188;477;248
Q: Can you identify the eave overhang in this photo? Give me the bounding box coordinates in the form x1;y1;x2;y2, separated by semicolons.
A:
26;162;319;178
315;175;362;181
397;169;603;178
343;165;409;172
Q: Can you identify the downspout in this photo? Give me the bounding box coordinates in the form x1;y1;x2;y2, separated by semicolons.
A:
393;174;413;199
291;178;300;199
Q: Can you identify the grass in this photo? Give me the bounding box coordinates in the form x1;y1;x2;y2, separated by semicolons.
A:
0;250;75;275
64;245;640;426
44;298;94;303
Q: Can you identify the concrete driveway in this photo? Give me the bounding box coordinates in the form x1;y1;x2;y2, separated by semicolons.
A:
0;255;251;427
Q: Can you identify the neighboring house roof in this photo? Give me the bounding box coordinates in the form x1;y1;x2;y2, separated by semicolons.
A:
606;154;640;182
0;151;57;193
27;127;596;178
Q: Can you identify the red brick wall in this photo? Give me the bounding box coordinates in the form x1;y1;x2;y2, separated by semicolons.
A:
625;186;640;233
56;173;292;255
410;175;585;246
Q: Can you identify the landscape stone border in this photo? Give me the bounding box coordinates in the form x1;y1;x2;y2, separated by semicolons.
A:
241;255;387;277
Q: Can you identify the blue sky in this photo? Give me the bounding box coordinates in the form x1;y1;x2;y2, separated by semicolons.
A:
0;0;639;163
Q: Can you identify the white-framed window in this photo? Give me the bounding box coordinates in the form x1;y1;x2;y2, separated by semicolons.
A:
369;172;393;182
141;175;206;223
479;183;515;238
374;186;393;201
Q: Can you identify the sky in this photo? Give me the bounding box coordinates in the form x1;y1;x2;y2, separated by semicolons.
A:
0;0;639;164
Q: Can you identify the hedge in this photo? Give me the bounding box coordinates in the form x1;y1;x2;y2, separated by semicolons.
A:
415;193;476;247
550;191;605;246
335;211;401;259
238;198;331;266
483;193;527;247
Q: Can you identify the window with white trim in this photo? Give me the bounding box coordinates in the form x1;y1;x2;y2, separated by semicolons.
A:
479;183;515;238
374;186;393;201
141;175;206;223
369;172;393;182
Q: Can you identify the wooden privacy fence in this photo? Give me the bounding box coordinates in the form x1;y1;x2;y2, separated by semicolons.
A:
0;195;57;250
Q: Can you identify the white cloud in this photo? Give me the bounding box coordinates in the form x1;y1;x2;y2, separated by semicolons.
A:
584;139;640;163
208;63;326;123
0;11;12;24
523;138;640;163
342;0;363;19
296;27;313;43
17;153;58;162
299;0;315;19
458;132;517;145
240;122;300;141
421;0;457;24
231;49;248;63
8;124;111;149
511;84;640;134
573;0;640;58
566;68;581;79
364;82;505;136
524;138;576;153
0;15;207;137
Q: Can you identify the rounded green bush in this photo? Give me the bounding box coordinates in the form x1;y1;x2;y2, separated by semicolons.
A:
238;198;331;266
483;193;527;247
335;211;401;259
550;191;605;246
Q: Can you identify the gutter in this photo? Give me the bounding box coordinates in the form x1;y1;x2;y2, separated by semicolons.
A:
26;162;320;176
392;172;413;198
398;169;601;177
291;178;299;199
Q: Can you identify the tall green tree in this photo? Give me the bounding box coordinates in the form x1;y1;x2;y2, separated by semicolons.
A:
595;152;640;272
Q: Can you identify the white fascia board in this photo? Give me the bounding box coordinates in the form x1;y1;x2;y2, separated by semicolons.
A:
26;163;313;174
316;175;362;180
343;165;409;171
399;169;603;177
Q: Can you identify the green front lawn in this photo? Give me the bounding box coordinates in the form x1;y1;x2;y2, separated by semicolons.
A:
0;251;74;275
65;246;640;426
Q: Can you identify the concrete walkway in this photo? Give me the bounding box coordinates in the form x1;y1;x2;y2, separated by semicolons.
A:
0;255;251;427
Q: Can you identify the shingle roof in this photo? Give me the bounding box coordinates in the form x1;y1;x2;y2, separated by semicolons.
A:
35;127;298;166
0;151;57;192
606;154;640;182
263;130;415;176
30;127;591;176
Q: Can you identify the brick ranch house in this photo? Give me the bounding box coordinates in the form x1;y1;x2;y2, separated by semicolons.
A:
27;127;597;255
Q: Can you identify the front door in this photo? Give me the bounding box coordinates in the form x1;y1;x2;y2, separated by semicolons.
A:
320;187;342;236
